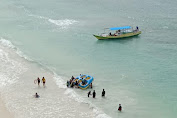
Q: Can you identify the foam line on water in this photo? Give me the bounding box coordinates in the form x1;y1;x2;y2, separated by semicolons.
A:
0;39;28;88
28;14;78;29
15;5;78;29
0;38;33;61
0;38;15;48
48;19;78;28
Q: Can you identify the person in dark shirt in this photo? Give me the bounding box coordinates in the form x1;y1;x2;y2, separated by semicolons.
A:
93;90;96;98
136;26;139;30
102;89;105;97
75;81;78;86
109;32;112;36
35;93;40;98
71;76;74;80
37;77;40;86
67;80;70;87
90;83;92;88
88;91;91;97
118;104;122;111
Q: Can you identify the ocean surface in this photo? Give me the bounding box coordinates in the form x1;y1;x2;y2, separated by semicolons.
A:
0;0;177;118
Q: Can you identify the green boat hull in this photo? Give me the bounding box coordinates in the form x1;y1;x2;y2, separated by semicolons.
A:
93;31;141;40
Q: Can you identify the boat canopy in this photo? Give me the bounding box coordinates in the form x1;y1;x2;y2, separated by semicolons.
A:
110;26;131;30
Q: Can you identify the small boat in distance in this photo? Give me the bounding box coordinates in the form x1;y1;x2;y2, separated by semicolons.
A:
93;26;141;40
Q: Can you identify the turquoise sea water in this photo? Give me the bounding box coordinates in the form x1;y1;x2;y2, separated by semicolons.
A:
0;0;177;118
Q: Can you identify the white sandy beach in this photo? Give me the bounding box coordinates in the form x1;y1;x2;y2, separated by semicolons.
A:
0;96;13;118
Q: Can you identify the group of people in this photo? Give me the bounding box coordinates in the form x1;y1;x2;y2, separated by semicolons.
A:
66;75;92;88
109;29;121;36
34;75;122;111
34;77;46;98
87;90;96;98
88;89;105;98
67;76;77;88
88;89;122;111
109;26;139;36
36;77;46;86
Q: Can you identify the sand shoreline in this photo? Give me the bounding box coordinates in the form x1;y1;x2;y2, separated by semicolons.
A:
0;38;108;118
0;95;14;118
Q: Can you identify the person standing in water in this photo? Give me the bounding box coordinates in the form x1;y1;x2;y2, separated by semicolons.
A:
37;77;40;86
102;89;105;97
66;80;70;87
88;91;91;97
118;104;122;112
90;83;92;88
93;90;96;98
42;77;46;86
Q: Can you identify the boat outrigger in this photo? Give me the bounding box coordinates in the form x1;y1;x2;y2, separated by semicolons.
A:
93;26;141;40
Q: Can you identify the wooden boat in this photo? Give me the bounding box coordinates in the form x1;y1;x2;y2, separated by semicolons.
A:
93;26;141;40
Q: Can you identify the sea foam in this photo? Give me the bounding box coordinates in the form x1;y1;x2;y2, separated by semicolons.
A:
48;19;78;28
28;14;78;29
0;38;27;88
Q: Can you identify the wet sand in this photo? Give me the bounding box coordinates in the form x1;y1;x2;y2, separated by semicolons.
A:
0;96;13;118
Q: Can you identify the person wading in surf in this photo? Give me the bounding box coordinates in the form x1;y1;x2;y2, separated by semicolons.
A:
102;89;105;97
93;90;96;98
37;77;40;86
118;104;122;112
88;91;91;97
42;77;46;86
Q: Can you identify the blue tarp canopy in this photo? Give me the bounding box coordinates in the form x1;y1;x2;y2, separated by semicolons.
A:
110;26;131;30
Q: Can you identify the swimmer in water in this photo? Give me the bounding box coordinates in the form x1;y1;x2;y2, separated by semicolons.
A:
118;104;122;111
35;93;39;98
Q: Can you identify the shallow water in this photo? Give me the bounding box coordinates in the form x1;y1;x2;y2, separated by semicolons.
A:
0;0;177;118
0;38;108;118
